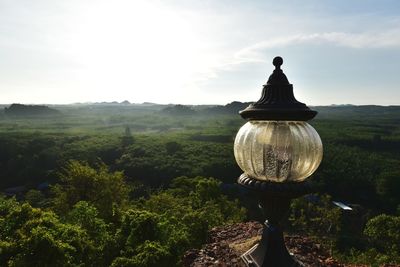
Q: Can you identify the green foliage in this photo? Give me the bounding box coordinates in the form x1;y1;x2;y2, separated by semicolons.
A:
0;200;94;266
0;195;18;216
376;171;400;209
24;189;46;208
116;137;240;186
364;214;400;256
121;126;135;148
335;247;398;266
51;160;130;220
136;176;246;264
333;214;400;265
1;172;245;267
66;201;111;248
289;194;342;236
314;143;382;206
165;141;182;154
118;209;160;249
111;241;172;267
1;105;400;265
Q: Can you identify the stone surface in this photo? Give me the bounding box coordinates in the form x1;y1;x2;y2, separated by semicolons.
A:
182;221;399;267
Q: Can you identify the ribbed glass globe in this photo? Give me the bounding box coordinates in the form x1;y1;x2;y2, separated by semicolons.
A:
234;121;323;182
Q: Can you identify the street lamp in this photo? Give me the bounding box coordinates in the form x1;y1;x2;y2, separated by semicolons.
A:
234;57;323;266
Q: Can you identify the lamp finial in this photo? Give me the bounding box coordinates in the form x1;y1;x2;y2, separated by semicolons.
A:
273;56;283;69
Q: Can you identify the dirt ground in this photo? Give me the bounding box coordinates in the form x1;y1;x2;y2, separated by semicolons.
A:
183;221;399;267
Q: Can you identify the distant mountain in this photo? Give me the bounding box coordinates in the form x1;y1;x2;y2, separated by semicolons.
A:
4;104;61;117
91;100;132;105
95;101;120;105
313;105;400;119
161;104;197;116
200;102;400;119
202;101;252;115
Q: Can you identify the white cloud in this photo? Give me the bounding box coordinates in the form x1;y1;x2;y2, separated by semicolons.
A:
233;30;400;64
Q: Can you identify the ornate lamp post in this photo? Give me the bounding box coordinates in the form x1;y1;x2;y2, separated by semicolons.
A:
234;57;323;266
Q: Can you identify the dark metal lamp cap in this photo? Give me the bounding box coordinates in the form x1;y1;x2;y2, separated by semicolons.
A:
239;56;317;121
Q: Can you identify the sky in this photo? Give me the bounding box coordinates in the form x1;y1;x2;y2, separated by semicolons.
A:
1;0;400;105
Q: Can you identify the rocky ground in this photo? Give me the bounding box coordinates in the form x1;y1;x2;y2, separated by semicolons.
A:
182;221;399;267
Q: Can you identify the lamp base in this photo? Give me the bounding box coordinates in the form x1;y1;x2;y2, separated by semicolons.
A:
241;221;304;267
237;174;315;267
237;174;313;198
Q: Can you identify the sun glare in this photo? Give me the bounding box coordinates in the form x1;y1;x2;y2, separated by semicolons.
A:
64;0;210;103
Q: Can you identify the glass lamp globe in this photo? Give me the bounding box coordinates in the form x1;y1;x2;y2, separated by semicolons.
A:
234;120;322;182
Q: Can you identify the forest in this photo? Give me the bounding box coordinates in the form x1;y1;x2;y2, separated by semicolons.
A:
0;102;399;266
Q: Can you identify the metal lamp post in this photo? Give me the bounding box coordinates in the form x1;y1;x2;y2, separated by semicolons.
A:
233;57;323;267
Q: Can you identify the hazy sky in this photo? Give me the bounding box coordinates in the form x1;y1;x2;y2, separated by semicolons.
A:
1;0;400;105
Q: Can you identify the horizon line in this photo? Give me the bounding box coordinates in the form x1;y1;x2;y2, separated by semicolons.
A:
0;102;399;107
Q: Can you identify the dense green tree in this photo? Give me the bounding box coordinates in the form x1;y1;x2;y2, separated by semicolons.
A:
142;176;246;248
111;241;172;267
0;105;399;265
165;141;182;155
0;199;95;266
289;194;342;236
24;189;46;208
67;201;110;247
51;160;130;221
121;126;135;147
376;171;400;211
117;209;160;250
364;214;400;256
